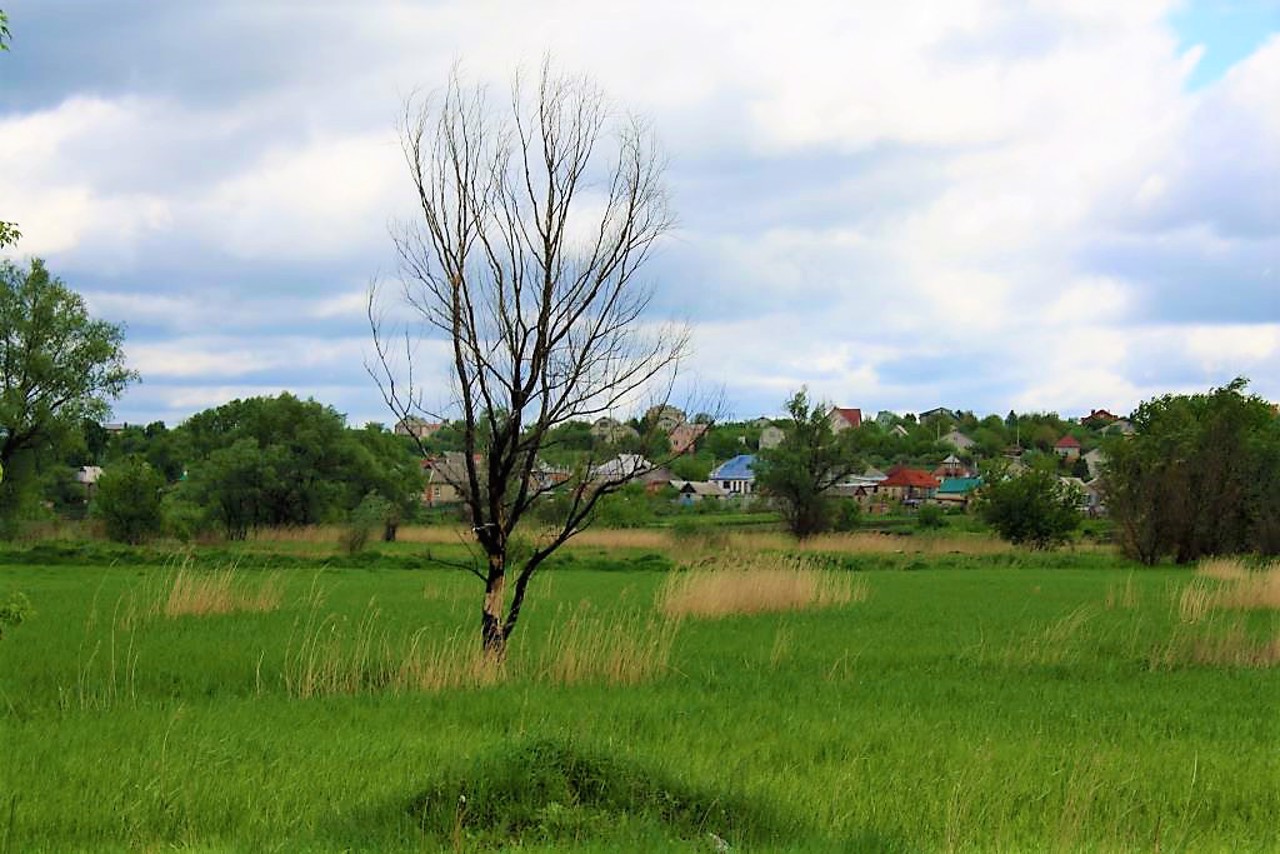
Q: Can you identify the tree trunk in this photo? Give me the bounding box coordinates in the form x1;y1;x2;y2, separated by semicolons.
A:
481;557;507;659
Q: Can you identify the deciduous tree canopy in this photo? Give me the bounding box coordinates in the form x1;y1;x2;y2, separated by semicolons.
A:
1105;378;1279;564
755;389;859;539
0;259;136;530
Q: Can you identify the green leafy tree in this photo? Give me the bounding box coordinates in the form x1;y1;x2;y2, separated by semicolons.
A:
976;466;1081;549
173;395;423;539
754;389;859;539
1105;378;1278;564
94;456;164;544
0;260;137;533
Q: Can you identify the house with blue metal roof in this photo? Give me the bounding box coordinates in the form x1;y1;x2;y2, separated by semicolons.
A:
709;454;757;496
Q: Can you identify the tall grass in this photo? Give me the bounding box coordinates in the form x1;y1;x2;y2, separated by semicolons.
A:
539;604;681;686
1179;560;1280;621
283;591;680;698
658;554;867;619
1157;561;1280;668
159;565;284;618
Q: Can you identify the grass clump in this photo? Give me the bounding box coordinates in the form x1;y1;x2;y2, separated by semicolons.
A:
658;554;867;619
539;605;681;687
406;736;798;849
159;565;284;618
1154;561;1280;668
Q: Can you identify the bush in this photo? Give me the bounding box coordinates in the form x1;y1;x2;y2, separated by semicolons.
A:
975;468;1081;550
93;456;165;545
0;591;31;639
341;492;393;555
832;499;861;532
916;504;946;530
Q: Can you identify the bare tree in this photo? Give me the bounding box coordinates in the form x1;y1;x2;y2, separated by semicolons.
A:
368;62;688;658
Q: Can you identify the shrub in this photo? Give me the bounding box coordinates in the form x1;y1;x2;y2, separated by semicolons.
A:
0;591;32;639
93;456;165;545
975;467;1081;550
916;504;945;530
832;499;862;533
341;492;393;555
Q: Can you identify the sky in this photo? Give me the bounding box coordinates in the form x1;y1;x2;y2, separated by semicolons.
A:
1;0;1277;427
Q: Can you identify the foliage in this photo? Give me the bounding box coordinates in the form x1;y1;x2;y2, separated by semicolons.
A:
754;389;859;539
832;498;861;532
0;590;30;639
916;503;946;530
976;467;1081;549
1105;378;1279;564
93;456;165;544
0;260;137;533
174;395;422;539
341;492;394;555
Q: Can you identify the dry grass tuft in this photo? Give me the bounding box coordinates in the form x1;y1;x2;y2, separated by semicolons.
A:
1154;620;1280;669
999;605;1099;667
159;566;284;618
658;554;868;619
539;604;681;686
1160;562;1280;669
1179;562;1280;622
1195;557;1251;582
1104;575;1141;610
393;629;505;693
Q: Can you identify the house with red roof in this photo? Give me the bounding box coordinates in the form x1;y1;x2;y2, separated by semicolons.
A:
1054;435;1082;460
878;466;940;503
827;406;862;432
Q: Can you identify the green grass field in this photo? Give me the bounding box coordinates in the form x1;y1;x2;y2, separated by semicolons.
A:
1;534;1277;852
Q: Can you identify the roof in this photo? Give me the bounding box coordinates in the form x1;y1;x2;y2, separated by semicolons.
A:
880;468;940;489
1055;435;1082;448
829;407;862;428
938;477;983;495
709;454;756;481
592;454;654;480
676;480;727;497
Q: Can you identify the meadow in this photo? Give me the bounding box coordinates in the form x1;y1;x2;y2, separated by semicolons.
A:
0;528;1277;852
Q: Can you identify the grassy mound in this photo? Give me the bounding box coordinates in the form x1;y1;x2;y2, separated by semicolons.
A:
407;736;800;848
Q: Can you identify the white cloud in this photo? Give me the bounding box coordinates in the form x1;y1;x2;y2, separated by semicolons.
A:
5;0;1277;423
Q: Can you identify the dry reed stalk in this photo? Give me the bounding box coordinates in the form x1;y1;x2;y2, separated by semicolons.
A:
159;567;284;618
1178;563;1280;623
658;554;868;619
394;628;504;692
539;605;681;686
1195;558;1250;582
1154;620;1280;669
1104;575;1140;610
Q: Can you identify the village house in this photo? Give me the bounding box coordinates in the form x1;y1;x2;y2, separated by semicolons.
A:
758;424;785;449
395;417;443;440
668;422;708;455
590;417;639;444
1055;435;1082;460
673;480;727;504
934;476;983;509
709;454;756;496
941;429;975;452
877;466;940;505
827;406;862;432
